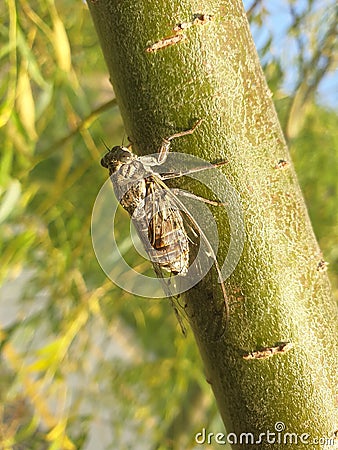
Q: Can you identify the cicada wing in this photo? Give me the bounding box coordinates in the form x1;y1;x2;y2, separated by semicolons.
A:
151;261;188;335
152;178;229;325
125;180;187;334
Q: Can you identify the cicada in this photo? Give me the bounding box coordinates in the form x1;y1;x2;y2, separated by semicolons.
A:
101;120;229;331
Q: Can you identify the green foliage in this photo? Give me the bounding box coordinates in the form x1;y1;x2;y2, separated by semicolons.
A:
0;0;336;449
291;107;338;294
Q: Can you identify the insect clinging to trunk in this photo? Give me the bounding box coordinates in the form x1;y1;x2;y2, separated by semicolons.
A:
101;120;229;331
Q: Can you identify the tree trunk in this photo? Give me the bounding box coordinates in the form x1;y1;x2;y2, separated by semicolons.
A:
88;0;338;447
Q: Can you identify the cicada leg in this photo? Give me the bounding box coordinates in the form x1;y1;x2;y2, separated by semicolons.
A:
158;119;204;163
170;189;227;207
160;160;228;180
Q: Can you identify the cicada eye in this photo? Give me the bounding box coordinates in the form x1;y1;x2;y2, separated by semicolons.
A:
100;155;109;168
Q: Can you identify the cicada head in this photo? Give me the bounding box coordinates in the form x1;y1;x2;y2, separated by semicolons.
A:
101;146;136;174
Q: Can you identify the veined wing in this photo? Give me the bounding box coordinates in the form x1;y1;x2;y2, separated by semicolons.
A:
151;176;229;325
123;175;188;334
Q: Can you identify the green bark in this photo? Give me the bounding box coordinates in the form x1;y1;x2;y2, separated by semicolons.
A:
88;1;338;448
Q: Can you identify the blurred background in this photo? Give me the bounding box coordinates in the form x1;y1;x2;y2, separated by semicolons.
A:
0;0;337;449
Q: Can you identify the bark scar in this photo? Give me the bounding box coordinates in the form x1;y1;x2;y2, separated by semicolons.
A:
317;259;329;272
146;13;213;53
146;33;186;53
243;341;293;360
274;159;290;170
173;13;213;32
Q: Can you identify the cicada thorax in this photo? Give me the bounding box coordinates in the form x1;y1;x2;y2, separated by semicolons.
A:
119;179;147;217
111;158;149;217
